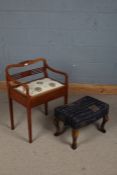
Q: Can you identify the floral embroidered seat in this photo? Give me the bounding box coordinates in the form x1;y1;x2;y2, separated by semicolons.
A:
6;58;68;143
15;78;64;96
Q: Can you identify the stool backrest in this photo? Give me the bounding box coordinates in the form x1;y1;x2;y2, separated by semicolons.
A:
6;58;48;83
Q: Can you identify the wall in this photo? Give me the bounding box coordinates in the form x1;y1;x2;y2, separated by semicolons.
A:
0;0;117;84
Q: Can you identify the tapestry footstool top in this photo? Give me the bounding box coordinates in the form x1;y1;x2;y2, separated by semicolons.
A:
54;96;109;129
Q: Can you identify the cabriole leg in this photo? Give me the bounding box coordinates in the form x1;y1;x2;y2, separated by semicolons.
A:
54;118;61;136
99;115;109;133
71;129;79;150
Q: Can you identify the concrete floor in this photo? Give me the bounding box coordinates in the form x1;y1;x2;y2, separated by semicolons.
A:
0;92;117;175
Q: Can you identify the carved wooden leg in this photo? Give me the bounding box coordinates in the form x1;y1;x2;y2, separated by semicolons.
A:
71;129;79;150
44;102;48;115
8;97;14;130
54;118;61;136
99;115;109;133
54;118;68;136
27;107;32;143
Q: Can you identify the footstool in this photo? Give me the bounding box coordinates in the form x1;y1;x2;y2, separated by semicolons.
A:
54;96;109;150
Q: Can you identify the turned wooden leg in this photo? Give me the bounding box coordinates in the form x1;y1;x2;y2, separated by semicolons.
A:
8;97;14;130
27;107;32;143
44;102;48;115
71;129;79;150
99;115;109;133
54;118;61;136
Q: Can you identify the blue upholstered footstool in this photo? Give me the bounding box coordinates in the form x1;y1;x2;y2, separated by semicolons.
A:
54;96;109;149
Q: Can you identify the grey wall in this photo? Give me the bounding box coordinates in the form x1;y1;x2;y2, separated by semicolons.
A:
0;0;117;84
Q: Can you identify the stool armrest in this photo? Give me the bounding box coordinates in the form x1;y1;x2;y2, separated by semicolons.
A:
6;76;30;96
6;65;30;96
46;65;68;85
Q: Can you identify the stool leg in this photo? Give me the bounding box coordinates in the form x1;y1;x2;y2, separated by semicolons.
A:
54;118;61;136
71;129;79;150
8;97;15;130
44;102;48;115
64;93;68;105
27;107;32;143
99;115;109;133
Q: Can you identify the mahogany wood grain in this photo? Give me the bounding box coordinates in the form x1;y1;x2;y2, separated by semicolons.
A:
6;57;68;143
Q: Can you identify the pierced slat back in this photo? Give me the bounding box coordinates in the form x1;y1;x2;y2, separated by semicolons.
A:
6;58;48;82
11;67;46;80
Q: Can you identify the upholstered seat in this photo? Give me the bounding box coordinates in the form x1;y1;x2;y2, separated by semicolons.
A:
15;78;64;96
55;96;109;129
54;96;109;149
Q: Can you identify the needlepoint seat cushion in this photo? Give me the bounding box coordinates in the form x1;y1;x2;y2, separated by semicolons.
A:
15;78;64;96
54;96;109;129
